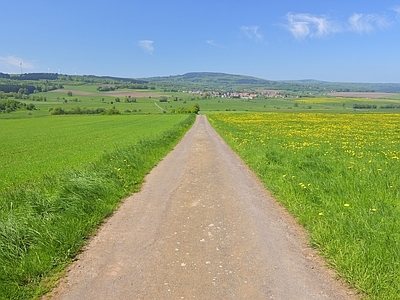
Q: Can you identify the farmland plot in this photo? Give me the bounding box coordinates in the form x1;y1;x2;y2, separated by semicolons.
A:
0;114;188;191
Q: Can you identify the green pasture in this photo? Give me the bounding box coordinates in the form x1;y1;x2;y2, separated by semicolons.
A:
2;83;400;119
0;113;195;299
208;113;400;299
62;84;100;93
0;114;189;191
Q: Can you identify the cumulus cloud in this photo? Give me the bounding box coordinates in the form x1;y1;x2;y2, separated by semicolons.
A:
348;13;391;33
240;26;263;42
0;55;35;70
285;13;340;40
138;40;154;54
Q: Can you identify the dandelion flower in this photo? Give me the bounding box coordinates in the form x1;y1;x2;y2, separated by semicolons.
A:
344;203;350;207
318;212;323;216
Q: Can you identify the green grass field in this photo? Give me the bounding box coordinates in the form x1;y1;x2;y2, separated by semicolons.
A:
208;113;400;299
0;113;195;299
0;114;189;191
2;84;400;119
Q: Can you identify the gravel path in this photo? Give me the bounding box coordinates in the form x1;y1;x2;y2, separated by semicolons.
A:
50;115;358;299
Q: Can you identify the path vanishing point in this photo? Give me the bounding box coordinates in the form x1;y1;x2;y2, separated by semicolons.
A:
50;115;358;299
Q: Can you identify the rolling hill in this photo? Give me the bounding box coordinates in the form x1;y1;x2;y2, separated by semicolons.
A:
144;72;400;93
1;72;400;94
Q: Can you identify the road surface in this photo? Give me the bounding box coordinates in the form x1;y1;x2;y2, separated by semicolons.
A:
50;115;357;299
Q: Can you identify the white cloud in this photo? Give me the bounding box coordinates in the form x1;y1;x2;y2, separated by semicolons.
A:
348;13;391;33
392;6;400;21
240;26;263;42
0;55;35;71
206;40;224;48
138;40;154;54
285;13;340;40
284;11;392;40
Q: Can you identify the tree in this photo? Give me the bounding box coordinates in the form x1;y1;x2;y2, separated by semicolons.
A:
27;103;36;110
191;103;200;114
124;96;136;103
18;88;28;95
67;91;73;97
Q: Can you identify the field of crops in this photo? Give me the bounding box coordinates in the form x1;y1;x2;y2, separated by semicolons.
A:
208;113;400;299
0;113;195;299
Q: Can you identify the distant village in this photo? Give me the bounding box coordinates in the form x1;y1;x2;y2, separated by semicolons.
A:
182;89;292;99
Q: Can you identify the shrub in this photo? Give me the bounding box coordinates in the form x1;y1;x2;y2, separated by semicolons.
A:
105;108;120;115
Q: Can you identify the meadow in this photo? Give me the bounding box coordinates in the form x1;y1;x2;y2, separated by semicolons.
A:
2;83;400;120
208;113;400;299
0;114;189;191
0;113;195;299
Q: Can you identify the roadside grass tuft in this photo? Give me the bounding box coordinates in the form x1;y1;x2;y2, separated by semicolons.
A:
0;114;195;299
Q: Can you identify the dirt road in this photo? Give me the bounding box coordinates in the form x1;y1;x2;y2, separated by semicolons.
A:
51;115;357;299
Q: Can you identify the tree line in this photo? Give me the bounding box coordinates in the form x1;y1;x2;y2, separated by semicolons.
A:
11;73;59;80
170;103;200;114
0;84;36;94
0;99;36;113
0;72;10;79
0;84;62;95
97;83;152;92
49;106;120;115
353;104;377;109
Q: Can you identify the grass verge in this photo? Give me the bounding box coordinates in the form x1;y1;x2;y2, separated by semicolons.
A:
0;114;196;299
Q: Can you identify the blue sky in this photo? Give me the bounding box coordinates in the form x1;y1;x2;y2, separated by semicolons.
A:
1;0;400;82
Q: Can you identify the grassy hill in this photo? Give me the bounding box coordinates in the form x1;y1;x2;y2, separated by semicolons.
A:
144;72;400;93
1;72;400;97
145;72;296;91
